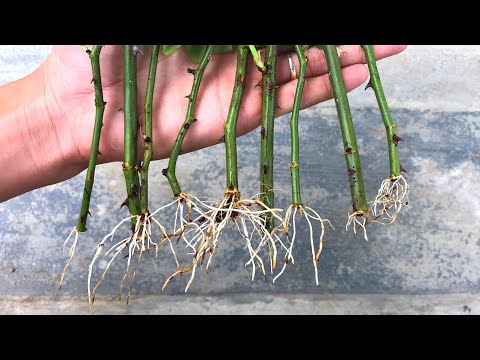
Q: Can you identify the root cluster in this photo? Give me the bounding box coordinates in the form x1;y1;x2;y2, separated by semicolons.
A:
370;175;410;225
85;190;337;311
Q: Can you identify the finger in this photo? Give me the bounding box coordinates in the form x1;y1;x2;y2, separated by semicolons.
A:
273;63;369;118
275;45;407;86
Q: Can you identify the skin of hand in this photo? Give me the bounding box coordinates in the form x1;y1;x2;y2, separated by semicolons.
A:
0;45;407;202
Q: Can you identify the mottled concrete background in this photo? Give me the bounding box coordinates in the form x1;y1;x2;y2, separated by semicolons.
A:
1;45;479;314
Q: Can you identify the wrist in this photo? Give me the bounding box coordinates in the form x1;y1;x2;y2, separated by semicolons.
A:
0;62;86;202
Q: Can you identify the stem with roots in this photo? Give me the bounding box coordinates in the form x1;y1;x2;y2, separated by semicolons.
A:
122;45;141;225
323;45;368;213
362;45;409;225
362;45;401;177
323;45;369;238
290;45;307;206
140;45;160;214
77;45;105;232
225;45;249;194
260;45;277;231
59;45;105;289
273;46;332;285
164;45;216;197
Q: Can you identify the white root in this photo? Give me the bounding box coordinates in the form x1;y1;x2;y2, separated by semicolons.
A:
273;206;298;283
346;211;369;241
369;175;410;225
59;227;79;289
86;192;213;309
84;190;334;304
273;204;332;285
346;176;409;240
161;191;287;291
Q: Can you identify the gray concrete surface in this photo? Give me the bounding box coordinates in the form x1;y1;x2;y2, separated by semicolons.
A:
1;45;479;314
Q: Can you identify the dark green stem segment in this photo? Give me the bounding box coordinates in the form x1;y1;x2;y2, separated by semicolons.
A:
323;45;368;213
224;45;249;193
164;45;216;197
289;45;307;206
362;45;401;177
77;45;105;232
140;45;160;214
260;45;277;230
123;45;141;222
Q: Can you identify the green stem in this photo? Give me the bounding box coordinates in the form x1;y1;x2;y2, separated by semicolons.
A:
123;45;141;223
248;45;266;73
164;45;216;197
140;45;160;214
225;45;249;194
323;45;368;213
362;45;401;177
260;45;277;230
76;45;105;232
290;45;307;206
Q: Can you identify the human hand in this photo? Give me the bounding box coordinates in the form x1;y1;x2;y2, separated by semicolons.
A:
0;45;406;202
43;45;407;164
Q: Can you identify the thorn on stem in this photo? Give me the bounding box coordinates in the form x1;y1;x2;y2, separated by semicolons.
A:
121;198;129;209
162;168;168;176
393;134;403;145
184;123;190;130
218;135;225;143
187;68;196;75
365;80;372;90
400;164;407;173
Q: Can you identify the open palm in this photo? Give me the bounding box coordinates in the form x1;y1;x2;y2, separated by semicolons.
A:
43;45;407;164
